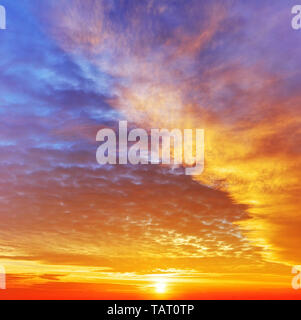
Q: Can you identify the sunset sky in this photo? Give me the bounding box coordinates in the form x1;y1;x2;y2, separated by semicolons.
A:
1;0;301;299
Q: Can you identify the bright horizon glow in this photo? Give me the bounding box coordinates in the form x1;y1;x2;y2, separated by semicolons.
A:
154;280;167;294
1;0;301;300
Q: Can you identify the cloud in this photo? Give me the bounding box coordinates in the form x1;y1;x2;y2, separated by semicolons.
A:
1;0;301;298
35;0;301;267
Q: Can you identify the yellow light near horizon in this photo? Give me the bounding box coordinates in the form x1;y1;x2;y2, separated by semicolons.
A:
155;280;167;294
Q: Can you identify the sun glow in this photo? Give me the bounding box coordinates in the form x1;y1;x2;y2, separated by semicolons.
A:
154;280;167;294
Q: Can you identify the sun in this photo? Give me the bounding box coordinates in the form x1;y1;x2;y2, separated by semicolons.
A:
154;280;167;294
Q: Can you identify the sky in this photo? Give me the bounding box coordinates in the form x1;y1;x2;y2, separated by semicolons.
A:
0;0;301;299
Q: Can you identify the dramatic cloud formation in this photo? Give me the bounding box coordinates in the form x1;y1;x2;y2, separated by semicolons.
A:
0;0;301;298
